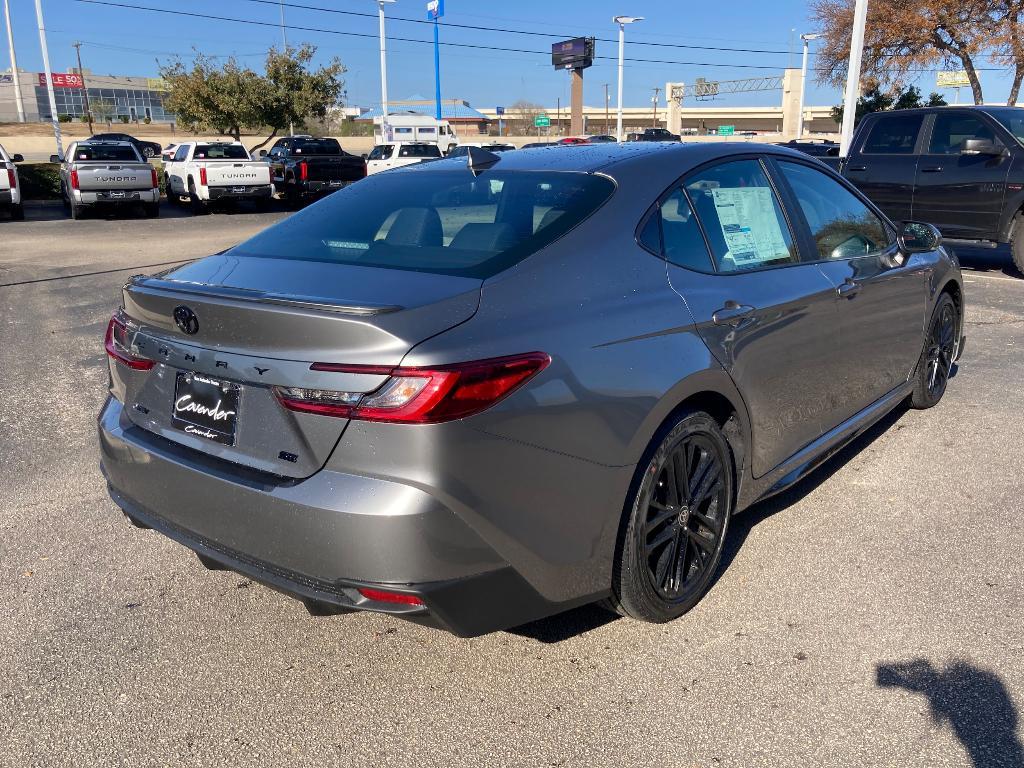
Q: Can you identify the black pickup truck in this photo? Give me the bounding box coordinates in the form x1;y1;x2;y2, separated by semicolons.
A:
626;127;680;142
260;137;366;207
822;105;1024;273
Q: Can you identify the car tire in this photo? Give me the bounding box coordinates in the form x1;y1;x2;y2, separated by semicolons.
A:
188;180;207;216
10;203;24;221
1011;215;1024;275
607;410;734;623
69;198;83;220
143;147;155;159
910;292;959;409
285;181;300;210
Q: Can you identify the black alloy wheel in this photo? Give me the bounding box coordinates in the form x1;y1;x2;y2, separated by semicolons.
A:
911;293;958;409
609;411;734;622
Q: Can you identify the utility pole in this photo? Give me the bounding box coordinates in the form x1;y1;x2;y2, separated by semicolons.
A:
556;96;560;136
3;0;24;122
651;86;660;127
278;0;293;136
72;41;92;133
603;83;609;134
839;0;869;156
613;16;643;142
34;0;62;158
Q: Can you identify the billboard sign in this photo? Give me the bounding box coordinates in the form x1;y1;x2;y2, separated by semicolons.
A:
937;70;970;88
39;72;84;88
146;77;169;91
0;74;12;84
551;37;594;70
426;0;444;20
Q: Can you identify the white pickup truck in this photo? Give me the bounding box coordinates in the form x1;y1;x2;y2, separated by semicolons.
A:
0;143;24;221
54;141;160;220
164;141;272;213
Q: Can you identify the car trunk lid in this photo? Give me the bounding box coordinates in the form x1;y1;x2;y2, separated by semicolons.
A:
113;254;481;478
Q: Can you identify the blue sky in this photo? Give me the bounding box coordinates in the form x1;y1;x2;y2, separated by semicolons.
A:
4;0;1018;110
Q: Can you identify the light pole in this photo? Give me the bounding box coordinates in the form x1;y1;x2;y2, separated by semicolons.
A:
613;15;643;142
839;0;869;156
651;86;660;128
377;0;395;142
603;83;610;134
797;33;820;140
3;0;24;122
34;0;62;158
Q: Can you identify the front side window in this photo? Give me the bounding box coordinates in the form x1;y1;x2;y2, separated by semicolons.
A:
778;161;890;260
862;114;924;154
927;113;995;154
684;159;797;272
230;170;615;279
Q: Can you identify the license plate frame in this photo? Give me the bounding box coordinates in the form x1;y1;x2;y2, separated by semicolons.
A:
171;372;240;446
109;190;126;199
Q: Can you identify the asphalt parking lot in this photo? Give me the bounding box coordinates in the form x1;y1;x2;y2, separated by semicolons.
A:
1;204;1022;767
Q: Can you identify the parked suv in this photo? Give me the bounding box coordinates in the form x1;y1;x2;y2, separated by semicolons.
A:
826;105;1024;273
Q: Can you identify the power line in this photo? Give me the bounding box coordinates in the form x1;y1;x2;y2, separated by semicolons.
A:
234;0;806;56
71;0;792;70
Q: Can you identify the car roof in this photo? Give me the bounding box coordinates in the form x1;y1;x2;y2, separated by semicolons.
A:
77;140;135;147
402;141;813;178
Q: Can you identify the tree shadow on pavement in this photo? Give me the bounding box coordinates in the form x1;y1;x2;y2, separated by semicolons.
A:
876;658;1024;768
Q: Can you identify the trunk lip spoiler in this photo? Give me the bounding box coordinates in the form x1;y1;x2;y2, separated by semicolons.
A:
126;275;404;317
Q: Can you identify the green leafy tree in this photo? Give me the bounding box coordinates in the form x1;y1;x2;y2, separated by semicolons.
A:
90;98;116;127
159;44;345;149
832;85;947;125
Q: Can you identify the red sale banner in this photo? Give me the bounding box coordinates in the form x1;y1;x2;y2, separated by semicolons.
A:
38;72;84;88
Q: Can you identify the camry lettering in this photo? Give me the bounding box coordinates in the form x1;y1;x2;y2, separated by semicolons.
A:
174;395;235;422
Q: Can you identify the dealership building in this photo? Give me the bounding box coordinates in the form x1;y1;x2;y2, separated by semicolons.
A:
0;69;175;123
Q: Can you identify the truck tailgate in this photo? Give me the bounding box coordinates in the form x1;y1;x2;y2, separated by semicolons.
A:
75;164;153;191
203;162;271;188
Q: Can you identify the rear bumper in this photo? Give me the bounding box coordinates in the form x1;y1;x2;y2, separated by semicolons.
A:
98;396;589;636
76;188;159;205
297;179;359;195
208;184;273;201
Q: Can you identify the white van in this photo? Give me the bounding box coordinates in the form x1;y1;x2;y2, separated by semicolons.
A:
376;115;459;155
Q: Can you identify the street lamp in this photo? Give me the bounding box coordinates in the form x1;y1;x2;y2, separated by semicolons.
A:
797;33;821;140
839;0;869;156
377;0;396;142
613;15;643;142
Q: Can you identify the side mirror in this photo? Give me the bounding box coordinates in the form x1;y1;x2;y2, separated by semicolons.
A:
259;149;268;158
49;154;62;163
361;153;368;160
897;221;942;254
962;138;1003;156
11;154;23;163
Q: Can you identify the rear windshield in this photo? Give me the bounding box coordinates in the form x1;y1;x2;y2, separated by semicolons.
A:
73;145;139;162
230;170;616;279
194;144;250;160
292;139;342;155
398;144;442;158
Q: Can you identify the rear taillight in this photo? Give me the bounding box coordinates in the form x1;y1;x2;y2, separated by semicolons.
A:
356;587;424;606
274;352;550;424
6;168;14;189
199;167;207;186
104;312;153;371
299;161;308;181
70;169;79;190
150;168;158;189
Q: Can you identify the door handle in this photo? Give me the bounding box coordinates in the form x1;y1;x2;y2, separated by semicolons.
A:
712;302;756;327
921;166;943;173
846;164;867;172
836;278;862;299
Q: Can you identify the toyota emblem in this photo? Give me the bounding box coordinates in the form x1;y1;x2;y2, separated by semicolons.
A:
173;305;199;335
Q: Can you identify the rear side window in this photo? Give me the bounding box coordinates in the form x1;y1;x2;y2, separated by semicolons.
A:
173;145;189;162
927;113;995;154
230;170;615;279
73;145;139;162
638;188;714;272
194;144;249;160
684;159;797;272
778;161;891;260
862;114;923;154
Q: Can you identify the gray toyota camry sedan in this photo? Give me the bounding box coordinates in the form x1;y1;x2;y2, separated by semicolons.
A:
99;143;964;636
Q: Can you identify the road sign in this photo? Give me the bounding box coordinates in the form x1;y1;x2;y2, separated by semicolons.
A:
937;70;970;88
535;114;551;128
426;0;444;20
496;106;505;115
718;125;735;136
